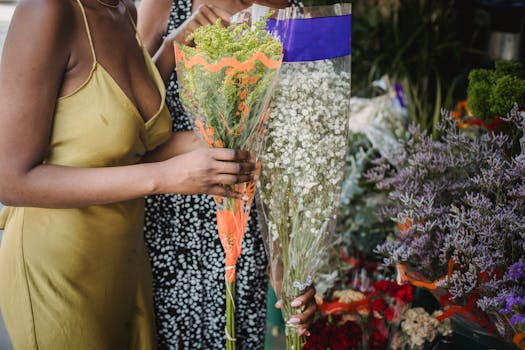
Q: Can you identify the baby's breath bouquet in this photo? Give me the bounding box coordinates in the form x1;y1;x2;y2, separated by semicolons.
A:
174;17;282;350
256;4;352;349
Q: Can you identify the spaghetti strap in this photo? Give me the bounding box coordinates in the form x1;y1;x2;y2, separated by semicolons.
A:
74;0;97;64
125;9;145;48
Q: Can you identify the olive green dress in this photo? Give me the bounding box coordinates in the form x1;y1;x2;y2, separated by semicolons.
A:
0;1;171;349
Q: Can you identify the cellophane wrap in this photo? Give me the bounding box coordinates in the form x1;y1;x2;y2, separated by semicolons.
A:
256;4;352;349
174;18;283;350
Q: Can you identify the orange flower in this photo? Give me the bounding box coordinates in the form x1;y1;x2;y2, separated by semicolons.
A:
238;89;248;99
195;120;216;147
451;99;471;128
397;218;412;232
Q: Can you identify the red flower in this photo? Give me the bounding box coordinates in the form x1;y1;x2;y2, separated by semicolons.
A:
303;334;324;350
384;306;395;321
372;280;399;296
395;285;414;303
370;329;388;348
328;328;356;350
303;316;362;350
371;298;388;312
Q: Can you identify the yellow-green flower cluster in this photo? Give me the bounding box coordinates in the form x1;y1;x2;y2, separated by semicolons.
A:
176;16;283;150
186;18;282;62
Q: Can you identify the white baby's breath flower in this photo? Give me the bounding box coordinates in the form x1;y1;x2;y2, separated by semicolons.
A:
259;58;351;322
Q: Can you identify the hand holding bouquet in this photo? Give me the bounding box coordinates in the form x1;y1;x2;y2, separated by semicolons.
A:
174;16;283;350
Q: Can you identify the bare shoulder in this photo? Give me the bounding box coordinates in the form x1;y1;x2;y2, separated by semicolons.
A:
14;0;74;28
1;0;75;87
9;0;74;49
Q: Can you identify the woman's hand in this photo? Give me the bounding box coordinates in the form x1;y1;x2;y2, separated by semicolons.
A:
275;285;318;336
158;147;256;198
143;3;233;82
169;4;232;46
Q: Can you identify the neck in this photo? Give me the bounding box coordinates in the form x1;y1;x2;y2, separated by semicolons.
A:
82;0;121;9
99;0;120;7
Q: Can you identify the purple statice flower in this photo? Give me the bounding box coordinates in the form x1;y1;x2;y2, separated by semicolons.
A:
510;314;525;326
508;261;525;281
367;111;525;304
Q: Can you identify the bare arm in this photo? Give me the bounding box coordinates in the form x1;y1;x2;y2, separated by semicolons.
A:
142;131;205;163
137;1;232;83
0;0;254;208
136;0;172;56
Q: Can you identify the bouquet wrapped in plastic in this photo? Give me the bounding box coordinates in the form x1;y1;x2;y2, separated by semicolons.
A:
256;4;352;349
174;17;283;350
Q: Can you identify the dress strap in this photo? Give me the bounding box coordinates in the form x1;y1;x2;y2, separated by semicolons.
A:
125;9;145;49
74;0;97;64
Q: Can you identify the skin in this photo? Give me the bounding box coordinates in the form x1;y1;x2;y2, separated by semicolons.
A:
0;0;257;209
137;0;317;335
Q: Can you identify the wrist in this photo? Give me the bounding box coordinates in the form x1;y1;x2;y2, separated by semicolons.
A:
147;161;168;195
148;159;183;196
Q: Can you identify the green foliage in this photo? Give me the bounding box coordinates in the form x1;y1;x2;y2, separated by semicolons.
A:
352;0;466;135
467;61;525;121
466;69;493;119
337;132;396;262
495;60;524;78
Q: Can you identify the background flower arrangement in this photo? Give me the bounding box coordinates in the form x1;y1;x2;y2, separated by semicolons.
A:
308;81;456;350
310;278;453;350
308;59;525;349
365;101;525;348
313;79;407;295
261;1;525;348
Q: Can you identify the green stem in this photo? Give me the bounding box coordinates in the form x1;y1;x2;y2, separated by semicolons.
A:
285;325;305;350
224;194;236;212
226;281;236;350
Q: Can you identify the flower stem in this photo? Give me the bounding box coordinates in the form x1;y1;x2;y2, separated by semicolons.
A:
285;325;305;350
226;281;236;350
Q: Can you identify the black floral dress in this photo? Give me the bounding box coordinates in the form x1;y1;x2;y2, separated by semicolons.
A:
143;1;297;349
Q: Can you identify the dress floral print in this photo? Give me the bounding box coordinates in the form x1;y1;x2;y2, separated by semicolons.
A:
143;1;301;349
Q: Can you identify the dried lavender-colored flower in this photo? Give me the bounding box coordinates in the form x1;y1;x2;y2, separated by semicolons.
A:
367;111;525;305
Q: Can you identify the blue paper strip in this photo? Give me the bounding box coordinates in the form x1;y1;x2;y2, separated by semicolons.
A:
266;15;352;62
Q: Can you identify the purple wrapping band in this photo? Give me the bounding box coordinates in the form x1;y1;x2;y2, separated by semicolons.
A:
266;15;352;62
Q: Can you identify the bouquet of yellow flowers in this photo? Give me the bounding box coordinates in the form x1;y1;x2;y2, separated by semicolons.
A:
175;16;282;350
